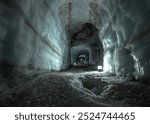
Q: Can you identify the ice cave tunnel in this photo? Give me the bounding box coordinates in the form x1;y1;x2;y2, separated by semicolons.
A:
0;0;150;106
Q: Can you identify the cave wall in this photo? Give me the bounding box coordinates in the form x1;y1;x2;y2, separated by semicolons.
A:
96;0;150;79
0;0;70;75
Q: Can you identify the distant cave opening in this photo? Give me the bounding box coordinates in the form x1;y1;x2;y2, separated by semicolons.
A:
72;50;90;66
70;23;104;69
77;54;89;65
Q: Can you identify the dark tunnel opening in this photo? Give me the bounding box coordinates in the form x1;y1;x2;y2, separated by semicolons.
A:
0;0;150;107
70;23;104;70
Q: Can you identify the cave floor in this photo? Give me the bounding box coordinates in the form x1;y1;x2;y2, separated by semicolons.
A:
0;68;150;107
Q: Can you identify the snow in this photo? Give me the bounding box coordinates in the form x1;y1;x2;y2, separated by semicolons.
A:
0;68;150;107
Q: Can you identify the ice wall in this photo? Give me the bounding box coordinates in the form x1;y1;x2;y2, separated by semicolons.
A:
97;0;150;79
0;0;71;75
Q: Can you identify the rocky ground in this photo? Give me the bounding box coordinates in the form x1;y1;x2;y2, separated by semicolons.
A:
0;68;150;107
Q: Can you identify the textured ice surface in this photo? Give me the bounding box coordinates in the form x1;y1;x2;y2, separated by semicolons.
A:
0;0;70;71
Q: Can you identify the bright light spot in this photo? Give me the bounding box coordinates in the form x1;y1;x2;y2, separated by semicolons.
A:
97;65;103;70
103;52;113;73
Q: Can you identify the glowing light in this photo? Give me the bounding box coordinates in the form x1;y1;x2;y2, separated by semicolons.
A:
97;65;103;70
103;52;113;73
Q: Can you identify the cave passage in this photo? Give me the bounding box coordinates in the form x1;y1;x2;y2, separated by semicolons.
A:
0;0;150;107
71;23;103;68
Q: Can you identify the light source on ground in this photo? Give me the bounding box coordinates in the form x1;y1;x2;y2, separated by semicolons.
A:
97;65;103;70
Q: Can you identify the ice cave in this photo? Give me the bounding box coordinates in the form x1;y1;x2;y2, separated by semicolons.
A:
0;0;150;106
